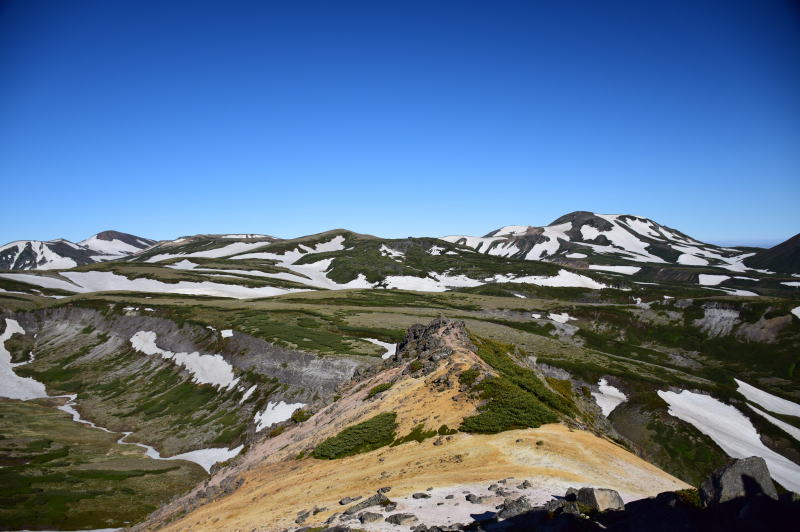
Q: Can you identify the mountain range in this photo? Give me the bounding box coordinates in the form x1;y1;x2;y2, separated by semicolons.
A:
0;211;798;531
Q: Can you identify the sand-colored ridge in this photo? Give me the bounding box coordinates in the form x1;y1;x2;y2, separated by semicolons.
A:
155;425;689;531
142;323;688;531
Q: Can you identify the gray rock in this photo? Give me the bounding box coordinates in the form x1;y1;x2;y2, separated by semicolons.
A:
295;509;310;524
412;492;431;499
517;480;532;489
497;496;533;519
576;487;624;511
339;496;362;505
359;511;383;523
465;493;486;504
700;456;778;505
378;486;392;493
386;513;419;525
445;494;455;499
343;493;390;515
383;502;398;512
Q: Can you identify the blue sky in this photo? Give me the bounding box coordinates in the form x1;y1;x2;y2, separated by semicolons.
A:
1;0;798;246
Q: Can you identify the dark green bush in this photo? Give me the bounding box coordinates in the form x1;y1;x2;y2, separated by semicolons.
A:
366;382;393;399
312;412;397;459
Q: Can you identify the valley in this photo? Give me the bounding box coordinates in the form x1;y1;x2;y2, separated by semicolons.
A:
0;213;798;530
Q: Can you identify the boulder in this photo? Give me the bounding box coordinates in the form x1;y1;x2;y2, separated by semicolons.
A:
412;492;431;499
358;511;383;523
700;456;778;505
339;496;362;505
343;493;390;515
497;496;534;519
576;487;624;511
465;493;486;504
386;513;419;525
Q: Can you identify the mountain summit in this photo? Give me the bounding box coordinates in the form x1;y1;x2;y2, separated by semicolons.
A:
0;230;154;270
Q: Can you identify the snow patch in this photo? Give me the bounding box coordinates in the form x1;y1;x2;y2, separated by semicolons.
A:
239;385;257;404
677;254;709;266
735;379;800;417
363;338;397;359
565;252;587;259
130;331;239;389
220;329;233;338
494;269;607;289
588;265;641;275
591;378;627;416
0;319;48;400
658;389;800;493
698;274;730;286
254;401;305;432
548;312;574;324
748;404;800;443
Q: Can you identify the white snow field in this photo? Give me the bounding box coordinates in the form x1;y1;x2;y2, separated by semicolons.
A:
0;271;296;299
698;274;730;286
363;337;397;359
548;312;575;324
0;318;48;400
159;444;243;473
783;282;800;287
130;331;239;389
524;222;572;260
591;378;628;416
79;234;146;258
792;306;800;320
748;404;800;443
220;329;234;338
658;389;800;492
145;241;269;263
254;401;306;432
565;252;587;258
494;269;607;289
677;254;709;266
588;265;641;275
735;379;800;417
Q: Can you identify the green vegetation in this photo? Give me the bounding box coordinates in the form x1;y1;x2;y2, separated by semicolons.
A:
365;382;393;399
312;413;397;459
408;359;423;372
392;424;438;446
459;336;573;434
458;367;480;387
291;409;312;423
0;399;205;530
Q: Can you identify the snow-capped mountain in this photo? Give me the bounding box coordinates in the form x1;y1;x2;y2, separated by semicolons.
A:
79;230;156;260
442;211;756;272
0;230;155;270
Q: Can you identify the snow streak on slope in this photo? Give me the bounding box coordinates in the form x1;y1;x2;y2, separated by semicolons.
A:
0;319;48;400
748;405;800;443
589;265;641;275
363;337;397;359
146;241;270;263
494;269;607;289
658;389;800;492
735;379;800;417
130;331;240;389
0;271;295;299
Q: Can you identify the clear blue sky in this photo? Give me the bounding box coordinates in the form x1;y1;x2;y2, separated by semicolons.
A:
1;0;798;246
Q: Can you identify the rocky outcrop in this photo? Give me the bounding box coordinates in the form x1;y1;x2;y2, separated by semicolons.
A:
391;317;473;375
700;456;778;505
575;487;625;511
